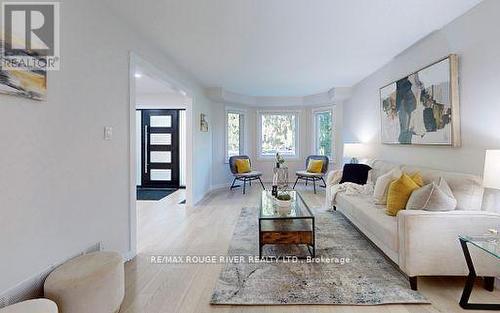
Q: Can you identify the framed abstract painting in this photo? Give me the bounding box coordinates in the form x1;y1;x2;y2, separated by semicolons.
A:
0;38;47;101
380;54;460;146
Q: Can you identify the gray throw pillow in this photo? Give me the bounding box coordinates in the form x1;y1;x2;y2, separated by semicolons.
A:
406;177;457;211
406;183;433;210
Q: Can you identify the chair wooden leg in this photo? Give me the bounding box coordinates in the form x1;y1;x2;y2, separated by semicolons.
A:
293;177;299;189
243;179;247;194
249;179;252;186
305;179;308;186
313;178;317;194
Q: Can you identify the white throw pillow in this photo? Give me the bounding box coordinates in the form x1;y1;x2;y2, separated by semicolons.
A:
326;169;343;185
407;177;457;211
373;168;402;205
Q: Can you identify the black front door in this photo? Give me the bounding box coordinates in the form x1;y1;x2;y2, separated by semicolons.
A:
141;109;179;188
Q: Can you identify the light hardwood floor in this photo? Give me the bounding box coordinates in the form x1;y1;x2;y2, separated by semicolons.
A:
122;184;499;313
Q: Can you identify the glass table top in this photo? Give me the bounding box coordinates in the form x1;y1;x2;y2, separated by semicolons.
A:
259;190;313;219
459;234;500;259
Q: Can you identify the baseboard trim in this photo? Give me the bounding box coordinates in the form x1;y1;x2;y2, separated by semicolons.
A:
210;183;231;191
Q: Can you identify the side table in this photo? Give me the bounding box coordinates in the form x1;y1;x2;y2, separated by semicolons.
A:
273;166;289;191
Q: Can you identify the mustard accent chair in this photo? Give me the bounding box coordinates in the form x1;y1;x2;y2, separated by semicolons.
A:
229;155;265;194
293;155;329;194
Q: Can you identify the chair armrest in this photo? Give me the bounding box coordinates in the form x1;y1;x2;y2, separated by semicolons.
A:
397;210;500;276
326;170;342;186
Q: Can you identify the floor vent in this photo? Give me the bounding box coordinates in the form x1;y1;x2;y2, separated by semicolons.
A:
0;242;102;309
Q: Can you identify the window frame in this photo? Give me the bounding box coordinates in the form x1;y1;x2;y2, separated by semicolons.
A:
224;106;246;162
312;106;334;160
257;109;300;160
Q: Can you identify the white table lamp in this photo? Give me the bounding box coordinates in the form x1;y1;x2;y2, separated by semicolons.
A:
343;143;366;164
483;150;500;190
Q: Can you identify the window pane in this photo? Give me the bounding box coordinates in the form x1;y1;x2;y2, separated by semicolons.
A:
227;113;241;157
150;169;171;181
261;113;296;156
150;151;171;163
150;133;171;145
150;115;172;127
316;111;332;157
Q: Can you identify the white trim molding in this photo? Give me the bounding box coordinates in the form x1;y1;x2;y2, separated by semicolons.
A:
206;87;351;107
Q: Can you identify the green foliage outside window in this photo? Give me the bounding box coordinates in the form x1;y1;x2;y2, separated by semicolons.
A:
227;112;241;157
261;114;296;155
316;111;332;158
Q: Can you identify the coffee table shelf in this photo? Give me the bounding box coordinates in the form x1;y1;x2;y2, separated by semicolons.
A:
258;191;315;258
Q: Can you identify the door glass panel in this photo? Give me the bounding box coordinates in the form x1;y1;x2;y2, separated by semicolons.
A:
150;133;171;145
150;169;172;181
150;151;171;163
150;115;172;127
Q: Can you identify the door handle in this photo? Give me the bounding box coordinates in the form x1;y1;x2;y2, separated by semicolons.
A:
144;125;148;174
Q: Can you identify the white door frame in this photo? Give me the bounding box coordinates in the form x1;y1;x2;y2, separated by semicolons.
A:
128;52;194;259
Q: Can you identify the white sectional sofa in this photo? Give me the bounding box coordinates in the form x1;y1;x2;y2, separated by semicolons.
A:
326;160;500;290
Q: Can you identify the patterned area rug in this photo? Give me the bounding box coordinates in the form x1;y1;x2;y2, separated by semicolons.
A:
211;207;429;305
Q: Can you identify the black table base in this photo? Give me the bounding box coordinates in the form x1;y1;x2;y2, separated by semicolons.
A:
459;238;500;310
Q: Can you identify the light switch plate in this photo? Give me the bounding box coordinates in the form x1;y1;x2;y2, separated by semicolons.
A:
104;126;113;140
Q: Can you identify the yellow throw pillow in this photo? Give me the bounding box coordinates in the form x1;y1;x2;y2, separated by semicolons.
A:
307;159;323;173
409;172;424;187
235;159;251;173
386;174;421;216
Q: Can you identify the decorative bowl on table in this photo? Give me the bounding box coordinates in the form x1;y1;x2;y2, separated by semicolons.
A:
274;192;292;210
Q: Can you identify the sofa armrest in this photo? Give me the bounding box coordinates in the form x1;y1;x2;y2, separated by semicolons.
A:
397;210;500;277
326;169;342;186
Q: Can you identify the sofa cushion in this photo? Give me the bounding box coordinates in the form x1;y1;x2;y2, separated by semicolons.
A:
373;168;402;205
386;174;421;216
336;194;398;253
340;163;372;185
407;178;457;211
368;160;400;183
401;165;483;210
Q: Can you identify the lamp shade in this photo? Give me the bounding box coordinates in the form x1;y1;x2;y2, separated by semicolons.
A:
483;150;500;189
343;143;367;158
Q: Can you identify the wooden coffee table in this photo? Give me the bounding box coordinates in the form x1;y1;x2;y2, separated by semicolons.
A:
258;191;315;258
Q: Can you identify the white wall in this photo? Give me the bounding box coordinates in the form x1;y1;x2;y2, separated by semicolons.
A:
211;103;339;188
0;0;213;294
343;0;500;176
136;92;187;109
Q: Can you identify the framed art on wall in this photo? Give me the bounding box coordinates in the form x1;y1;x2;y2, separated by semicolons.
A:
380;54;460;146
200;113;208;132
0;39;47;101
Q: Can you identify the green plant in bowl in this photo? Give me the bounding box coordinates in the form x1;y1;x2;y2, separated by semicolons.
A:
276;193;291;201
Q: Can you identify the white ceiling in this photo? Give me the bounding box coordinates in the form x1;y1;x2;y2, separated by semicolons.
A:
107;0;482;97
